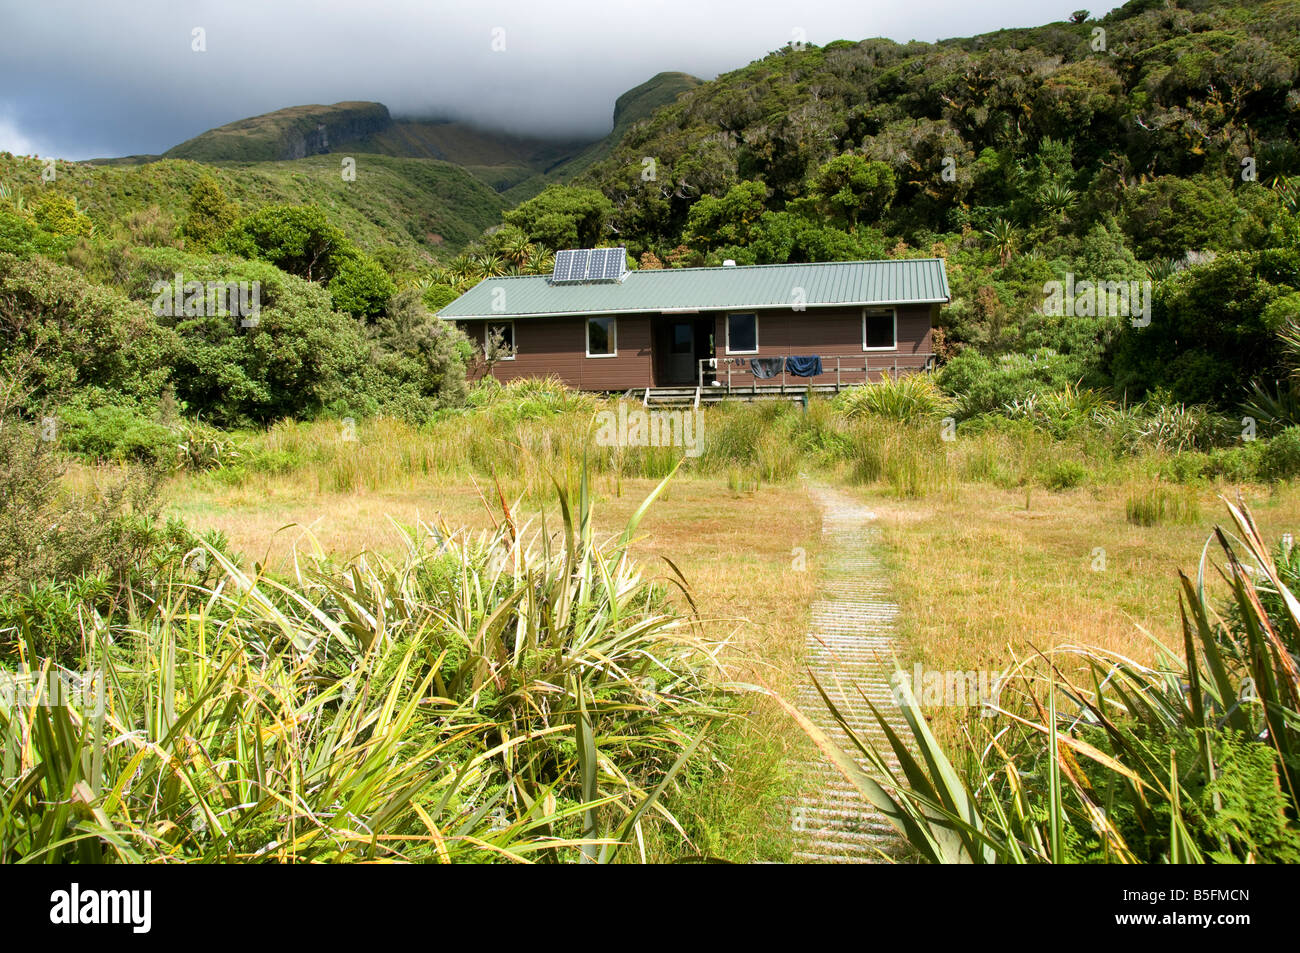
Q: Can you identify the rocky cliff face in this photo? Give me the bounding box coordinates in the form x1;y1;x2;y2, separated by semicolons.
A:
279;103;394;158
165;102;394;162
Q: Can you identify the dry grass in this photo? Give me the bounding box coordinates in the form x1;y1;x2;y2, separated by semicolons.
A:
858;480;1300;675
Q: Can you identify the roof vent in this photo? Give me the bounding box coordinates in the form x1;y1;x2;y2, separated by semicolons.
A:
723;259;737;267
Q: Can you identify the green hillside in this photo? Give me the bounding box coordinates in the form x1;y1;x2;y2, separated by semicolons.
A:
0;151;508;261
551;71;704;179
576;0;1300;250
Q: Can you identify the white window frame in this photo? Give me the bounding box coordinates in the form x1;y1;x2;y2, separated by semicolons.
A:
725;312;759;355
862;306;897;351
485;320;516;360
585;316;618;358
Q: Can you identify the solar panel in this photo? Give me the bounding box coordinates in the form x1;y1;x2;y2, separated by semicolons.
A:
550;247;626;283
596;247;625;280
551;249;581;282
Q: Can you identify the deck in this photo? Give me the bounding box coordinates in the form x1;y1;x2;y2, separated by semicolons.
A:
625;353;935;407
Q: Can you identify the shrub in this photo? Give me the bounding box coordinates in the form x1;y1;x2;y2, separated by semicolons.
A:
56;403;177;465
1124;483;1201;526
1005;382;1112;437
1040;459;1088;490
0;397;167;604
181;174;237;250
1257;426;1300;481
223;204;355;282
126;248;372;425
1096;396;1236;454
938;348;1084;417
838;373;955;422
329;252;395;318
0;471;728;863
0;253;176;410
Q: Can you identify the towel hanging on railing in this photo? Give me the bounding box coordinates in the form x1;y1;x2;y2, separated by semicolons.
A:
749;357;783;379
785;355;823;377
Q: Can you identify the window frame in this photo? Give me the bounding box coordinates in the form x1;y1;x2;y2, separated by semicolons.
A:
725;311;760;355
585;316;618;358
485;320;516;361
862;306;898;352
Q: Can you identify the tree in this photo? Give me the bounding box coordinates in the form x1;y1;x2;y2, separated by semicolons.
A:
1109;250;1299;406
182;174;238;250
682;180;767;250
502;186;612;250
328;253;394;319
746;211;887;264
0;252;174;410
808;154;896;230
224;204;354;281
984;218;1019;266
32;194;92;238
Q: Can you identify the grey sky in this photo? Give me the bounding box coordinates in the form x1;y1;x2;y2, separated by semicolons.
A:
0;0;1079;160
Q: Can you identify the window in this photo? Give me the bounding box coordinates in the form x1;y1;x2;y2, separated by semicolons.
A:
586;316;617;357
726;312;758;354
485;321;515;360
671;323;693;354
863;307;896;350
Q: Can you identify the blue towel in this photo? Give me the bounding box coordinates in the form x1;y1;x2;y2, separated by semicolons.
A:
785;355;823;377
750;357;783;379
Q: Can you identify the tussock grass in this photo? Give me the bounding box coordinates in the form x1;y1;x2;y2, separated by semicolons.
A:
837;373;955;422
1125;482;1202;526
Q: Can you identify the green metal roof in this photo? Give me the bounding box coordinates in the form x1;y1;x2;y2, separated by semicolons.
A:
438;258;949;320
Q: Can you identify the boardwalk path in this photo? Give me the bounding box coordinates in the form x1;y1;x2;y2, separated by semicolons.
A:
790;483;906;863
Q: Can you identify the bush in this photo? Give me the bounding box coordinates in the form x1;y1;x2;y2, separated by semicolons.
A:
329;252;395;318
0;253;176;411
1040;459;1088;490
938;348;1084;417
125;248;372;425
0;398;168;606
1257;426;1300;481
223;204;355;282
181;174;237;250
838;373;954;422
57;403;177;465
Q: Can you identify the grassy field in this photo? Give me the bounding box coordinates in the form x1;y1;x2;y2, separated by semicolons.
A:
857;480;1300;673
25;380;1300;862
148;403;1300;858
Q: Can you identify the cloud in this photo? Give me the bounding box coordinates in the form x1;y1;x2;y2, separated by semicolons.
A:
0;112;42;157
0;1;1074;160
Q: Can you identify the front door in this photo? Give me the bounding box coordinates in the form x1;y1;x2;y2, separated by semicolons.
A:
664;318;696;385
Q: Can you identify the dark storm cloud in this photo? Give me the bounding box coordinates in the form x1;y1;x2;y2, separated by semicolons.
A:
0;0;1069;160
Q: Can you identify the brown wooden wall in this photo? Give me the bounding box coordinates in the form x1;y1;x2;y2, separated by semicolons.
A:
710;304;935;385
459;316;653;390
458;303;936;391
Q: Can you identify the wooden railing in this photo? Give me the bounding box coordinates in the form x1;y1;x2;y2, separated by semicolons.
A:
696;353;935;393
